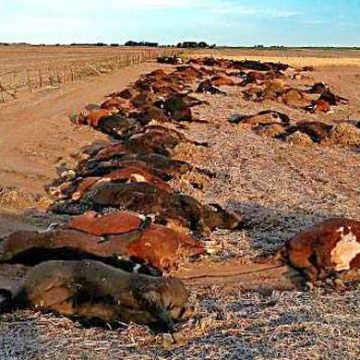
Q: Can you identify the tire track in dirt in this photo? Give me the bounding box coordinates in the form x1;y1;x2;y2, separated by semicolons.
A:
0;62;170;195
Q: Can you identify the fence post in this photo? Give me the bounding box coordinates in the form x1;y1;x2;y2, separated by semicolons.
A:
38;69;43;88
0;80;4;103
26;69;31;91
56;68;61;84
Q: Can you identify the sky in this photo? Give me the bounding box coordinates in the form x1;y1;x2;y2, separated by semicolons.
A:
0;0;359;46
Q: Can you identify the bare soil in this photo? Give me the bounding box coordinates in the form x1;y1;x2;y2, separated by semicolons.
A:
190;48;360;67
0;61;169;235
0;46;159;74
0;54;360;359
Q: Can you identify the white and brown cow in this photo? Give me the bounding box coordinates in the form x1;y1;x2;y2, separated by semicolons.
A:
283;218;360;283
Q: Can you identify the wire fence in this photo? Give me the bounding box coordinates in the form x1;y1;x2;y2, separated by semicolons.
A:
0;48;180;103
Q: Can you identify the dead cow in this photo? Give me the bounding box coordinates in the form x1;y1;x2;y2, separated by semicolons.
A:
306;82;327;94
284;121;334;144
319;90;348;106
282;218;360;283
281;89;309;108
95;115;141;139
100;97;134;112
0;260;189;332
64;182;243;234
197;80;226;95
157;55;184;65
154;94;205;122
142;125;208;147
51;166;172;200
229;110;290;126
0;212;205;271
210;76;235;87
81;153;195;180
305;99;331;114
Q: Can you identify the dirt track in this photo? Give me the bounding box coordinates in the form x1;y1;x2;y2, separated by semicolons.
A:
0;62;168;194
0;62;168;235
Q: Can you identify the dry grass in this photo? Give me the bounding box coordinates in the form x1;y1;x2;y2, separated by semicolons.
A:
1;288;360;359
188;48;360;67
0;186;50;212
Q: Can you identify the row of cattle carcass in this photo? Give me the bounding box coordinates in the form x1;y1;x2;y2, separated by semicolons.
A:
159;56;359;149
0;59;248;333
159;56;348;114
1;56;360;334
225;75;360;149
230;111;360;148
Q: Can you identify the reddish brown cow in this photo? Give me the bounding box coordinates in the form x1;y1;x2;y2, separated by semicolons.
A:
307;99;331;114
108;88;139;100
71;167;172;200
281;89;309;108
100;97;134;112
282;218;360;283
93;142;134;161
0;212;205;271
197;80;226;95
68;211;145;235
76;110;113;127
210;76;236;87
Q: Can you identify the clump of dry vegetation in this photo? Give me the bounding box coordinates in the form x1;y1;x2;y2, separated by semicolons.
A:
0;186;50;211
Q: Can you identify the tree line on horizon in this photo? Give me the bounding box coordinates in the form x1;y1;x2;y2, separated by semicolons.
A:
0;41;215;48
1;42;359;50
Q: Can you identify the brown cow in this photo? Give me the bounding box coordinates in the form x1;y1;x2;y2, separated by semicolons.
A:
79;153;193;180
75;110;113;128
210;76;235;87
281;89;309;108
1;260;189;331
305;99;331;114
229;110;290;126
143;125;208;147
55;182;243;234
0;212;205;271
154;94;204;122
319;90;348;106
282;218;360;283
70;167;172;200
285;121;334;143
109;87;139;100
306;82;327;94
95;115;141;139
197;80;226;95
100;97;134;112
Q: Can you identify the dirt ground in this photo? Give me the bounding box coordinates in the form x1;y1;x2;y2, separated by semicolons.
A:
1;51;360;359
0;61;171;237
190;48;360;67
0;46;163;74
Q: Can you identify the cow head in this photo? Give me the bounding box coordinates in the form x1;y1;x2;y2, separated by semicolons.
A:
203;204;244;230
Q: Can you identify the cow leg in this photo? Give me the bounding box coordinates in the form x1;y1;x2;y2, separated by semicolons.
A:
0;289;14;313
73;302;120;322
287;250;319;283
31;286;74;310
